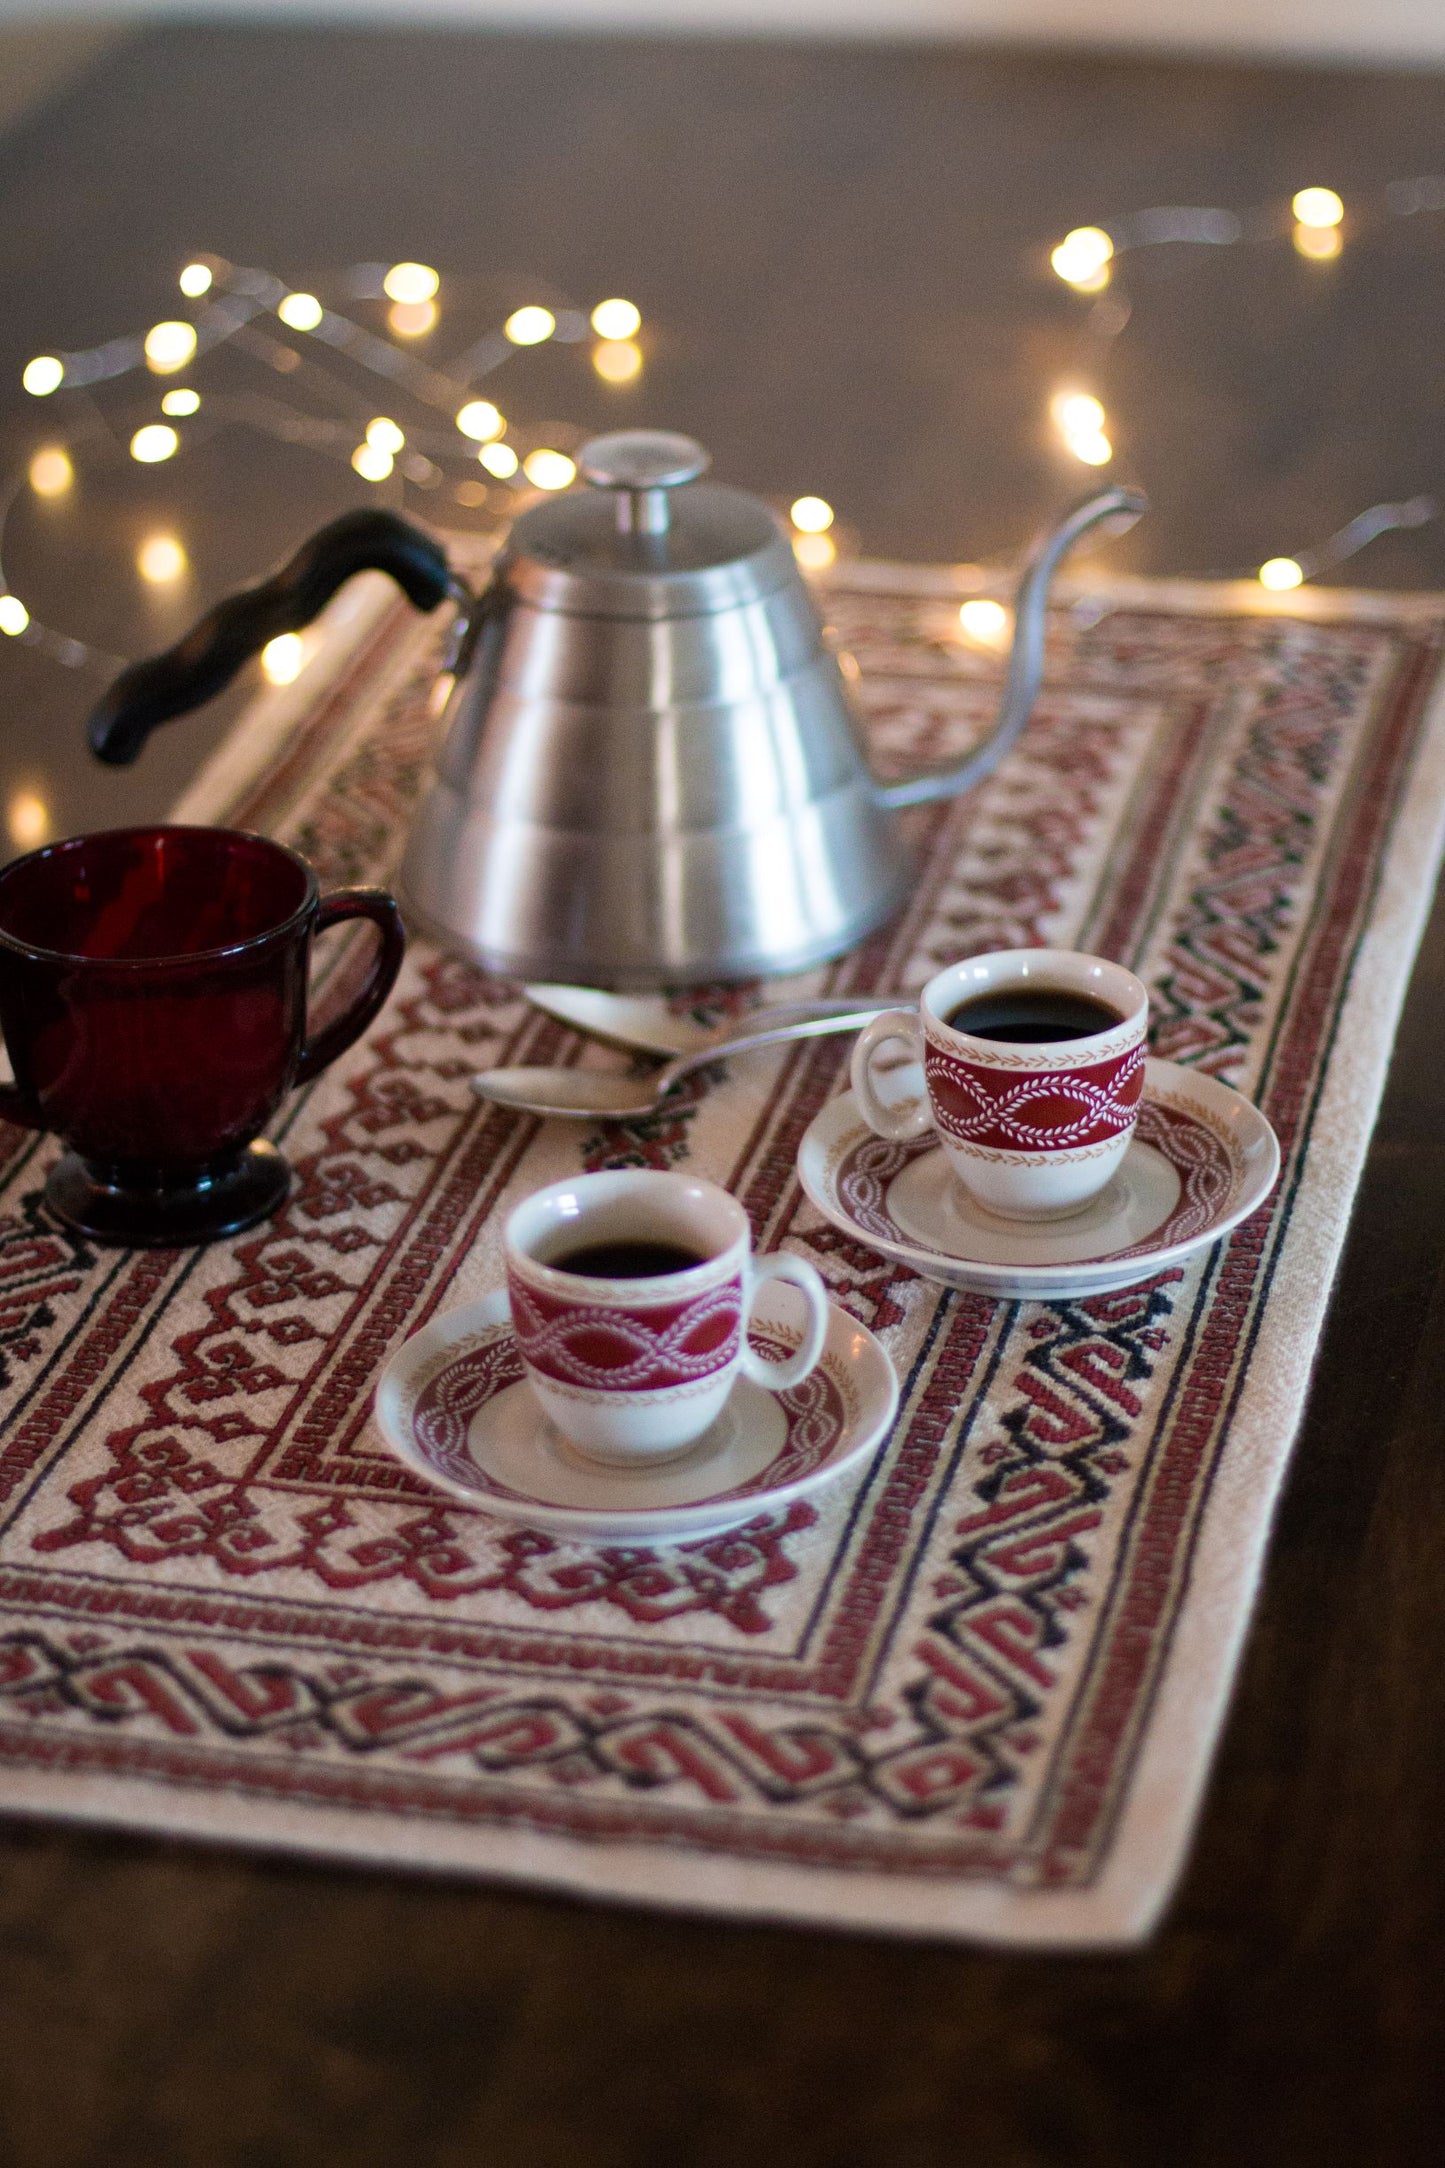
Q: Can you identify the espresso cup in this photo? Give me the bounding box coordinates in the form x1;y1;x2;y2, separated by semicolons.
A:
0;825;405;1246
505;1169;830;1465
850;947;1149;1221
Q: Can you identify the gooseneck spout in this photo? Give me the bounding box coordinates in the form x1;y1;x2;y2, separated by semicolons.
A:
871;484;1147;812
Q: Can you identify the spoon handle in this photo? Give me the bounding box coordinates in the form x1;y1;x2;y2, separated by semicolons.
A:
655;1002;901;1094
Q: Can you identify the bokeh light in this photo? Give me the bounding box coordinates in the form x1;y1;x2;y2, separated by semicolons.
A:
479;441;519;478
137;534;187;583
6;791;49;850
505;306;556;346
387;300;437;338
277;292;324;332
793;533;836;571
28;448;73;497
790;496;835;534
352;443;394;481
592;340;643;384
1050;227;1114;289
959;598;1012;646
590;298;642;340
144;321;198;373
130;424;179;464
456;400;503;441
382;262;439;305
1292;187;1344;228
0;597;30;636
178;262;213;297
522;448;577;490
161;388;200;416
260;633;305;684
1259;557;1305;590
22;357;64;397
366;417;405;454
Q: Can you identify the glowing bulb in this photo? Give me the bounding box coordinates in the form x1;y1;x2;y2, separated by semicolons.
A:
590;297;642;340
1292;187;1344;229
793;532;836;571
592;339;643;384
0;596;30;636
1069;430;1113;466
22;357;64;397
366;417;405;454
523;448;576;490
161;388;200;416
479;441;519;478
1293;224;1342;260
456;400;503;441
383;262;439;305
1050;227;1115;288
388;299;437;338
179;261;213;297
959;598;1012;646
137;534;187;583
504;306;556;346
130;424;179;464
790;496;835;534
1051;391;1106;438
144;321;197;374
260;633;305;685
1259;557;1304;591
352;443;394;481
277;292;324;332
28;448;72;497
6;791;48;850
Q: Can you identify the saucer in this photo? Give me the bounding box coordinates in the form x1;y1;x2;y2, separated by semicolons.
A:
373;1285;899;1542
797;1057;1280;1300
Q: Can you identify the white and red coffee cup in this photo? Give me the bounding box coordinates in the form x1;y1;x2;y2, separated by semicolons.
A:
850;948;1150;1221
505;1169;829;1464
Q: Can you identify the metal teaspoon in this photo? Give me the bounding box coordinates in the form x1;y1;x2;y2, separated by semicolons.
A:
471;1002;896;1120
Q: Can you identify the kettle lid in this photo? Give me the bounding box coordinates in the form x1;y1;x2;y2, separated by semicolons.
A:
500;430;800;619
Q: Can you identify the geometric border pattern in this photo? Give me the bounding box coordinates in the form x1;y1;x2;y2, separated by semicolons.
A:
0;553;1441;1945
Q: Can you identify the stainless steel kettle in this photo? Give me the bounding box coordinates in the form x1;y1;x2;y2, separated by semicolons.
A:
89;430;1143;986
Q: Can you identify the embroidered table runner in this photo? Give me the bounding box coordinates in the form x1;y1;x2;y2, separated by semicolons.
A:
2;552;1442;1947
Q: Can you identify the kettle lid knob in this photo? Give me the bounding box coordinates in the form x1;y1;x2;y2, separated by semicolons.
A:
578;430;710;536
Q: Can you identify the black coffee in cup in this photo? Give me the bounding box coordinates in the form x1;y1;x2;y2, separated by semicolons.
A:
942;988;1124;1044
550;1239;707;1278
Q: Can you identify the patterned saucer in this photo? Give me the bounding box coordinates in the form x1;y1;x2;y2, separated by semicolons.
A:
373;1285;899;1541
797;1057;1279;1300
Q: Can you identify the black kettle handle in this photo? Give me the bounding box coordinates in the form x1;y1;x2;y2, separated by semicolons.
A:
88;509;456;766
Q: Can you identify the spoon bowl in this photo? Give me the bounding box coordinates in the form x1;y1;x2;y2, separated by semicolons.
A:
472;1003;893;1120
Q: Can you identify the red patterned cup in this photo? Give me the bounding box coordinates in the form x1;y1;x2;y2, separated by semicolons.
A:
504;1170;830;1464
850;948;1149;1221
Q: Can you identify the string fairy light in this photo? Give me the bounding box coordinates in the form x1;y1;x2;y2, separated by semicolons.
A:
28;448;73;496
4;202;1442;691
593;341;642;383
1045;183;1444;586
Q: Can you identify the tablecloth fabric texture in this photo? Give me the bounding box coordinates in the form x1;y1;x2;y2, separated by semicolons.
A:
1;553;1441;1946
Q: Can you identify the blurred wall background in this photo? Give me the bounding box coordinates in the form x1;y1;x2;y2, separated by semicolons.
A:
0;0;1444;67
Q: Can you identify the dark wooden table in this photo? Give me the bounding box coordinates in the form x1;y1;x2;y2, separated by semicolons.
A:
1;28;1443;2165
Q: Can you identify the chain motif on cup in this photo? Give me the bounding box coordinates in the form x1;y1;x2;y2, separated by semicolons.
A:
923;1039;1147;1153
506;1271;743;1394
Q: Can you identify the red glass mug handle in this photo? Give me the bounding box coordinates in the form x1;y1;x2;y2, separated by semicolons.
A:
293;888;406;1087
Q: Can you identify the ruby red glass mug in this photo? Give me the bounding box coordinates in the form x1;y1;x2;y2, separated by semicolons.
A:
0;825;405;1247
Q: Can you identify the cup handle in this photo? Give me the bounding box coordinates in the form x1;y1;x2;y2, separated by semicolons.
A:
849;1007;933;1141
293;889;407;1086
739;1251;830;1393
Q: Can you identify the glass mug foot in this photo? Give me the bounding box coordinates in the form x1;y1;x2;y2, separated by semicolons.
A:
45;1141;292;1248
